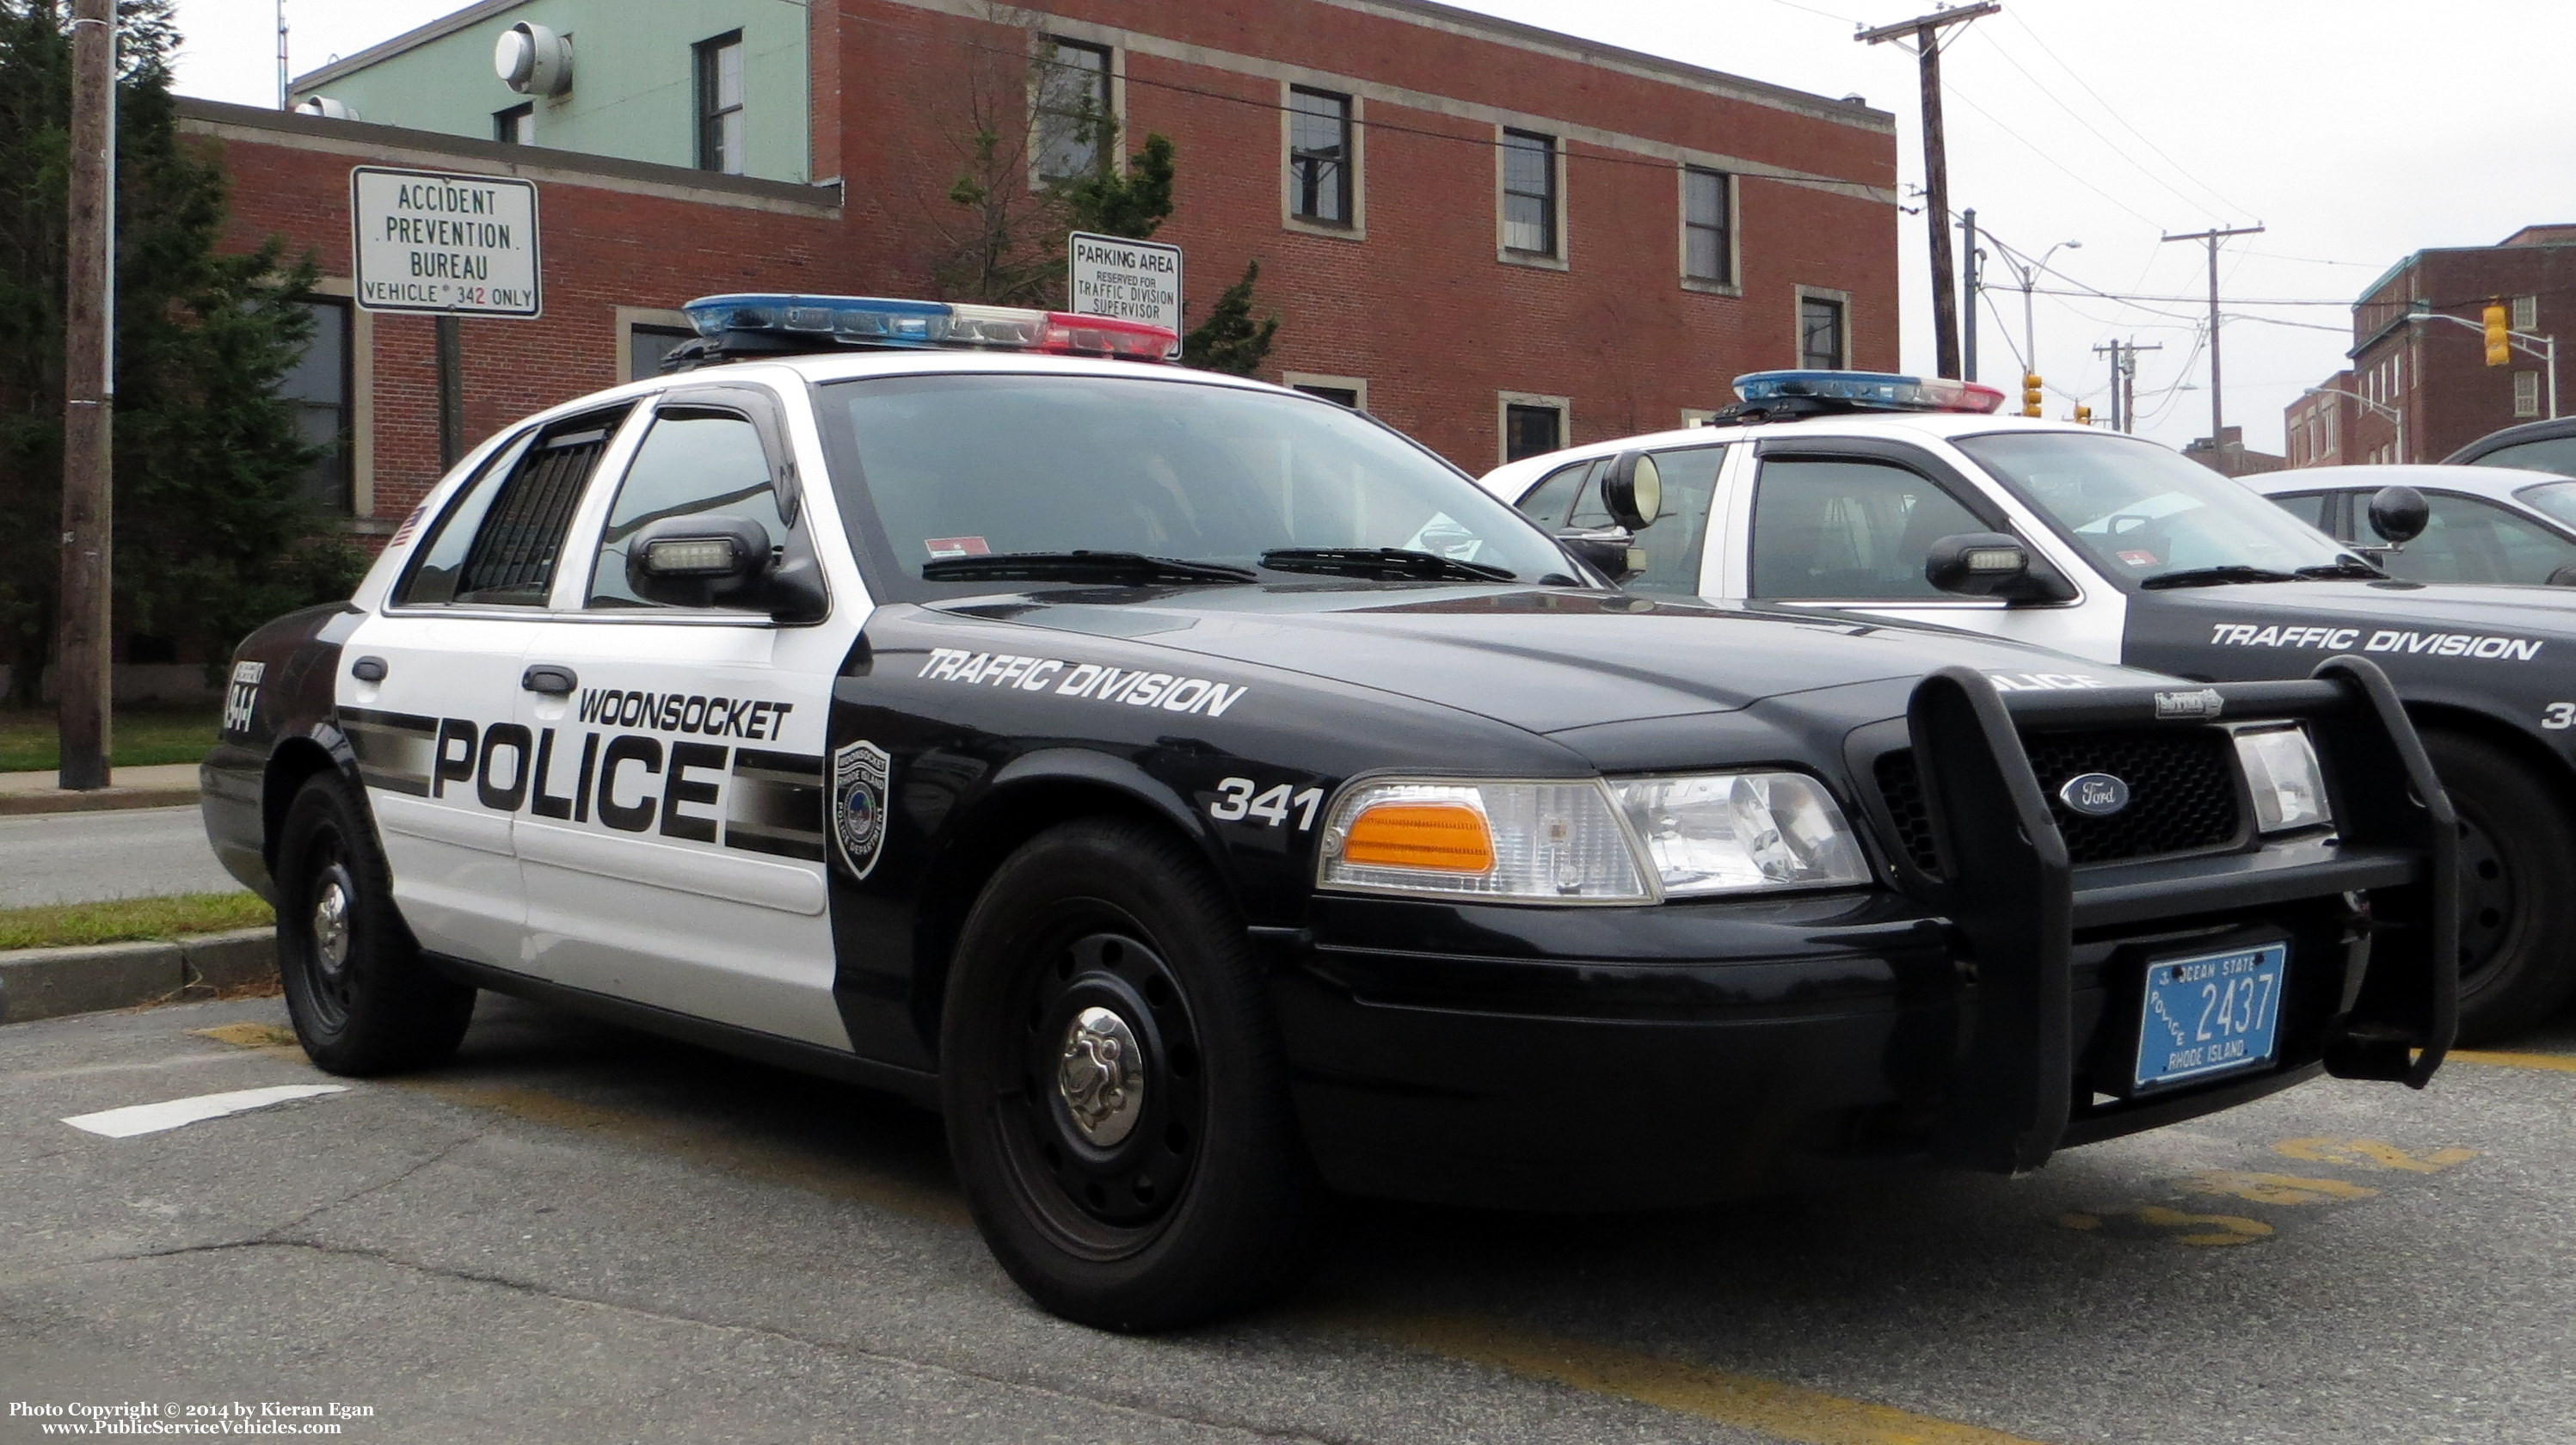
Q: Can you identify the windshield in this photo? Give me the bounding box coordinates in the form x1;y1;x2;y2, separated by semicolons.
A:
814;374;1577;598
2518;480;2576;529
2472;435;2576;478
1953;431;2361;586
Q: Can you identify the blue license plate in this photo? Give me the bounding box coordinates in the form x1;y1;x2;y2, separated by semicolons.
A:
2134;943;2287;1090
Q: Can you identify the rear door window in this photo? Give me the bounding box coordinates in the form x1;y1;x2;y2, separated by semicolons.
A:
2382;493;2576;585
397;409;628;607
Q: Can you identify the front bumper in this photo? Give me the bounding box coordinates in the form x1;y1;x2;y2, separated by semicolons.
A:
1268;660;2454;1209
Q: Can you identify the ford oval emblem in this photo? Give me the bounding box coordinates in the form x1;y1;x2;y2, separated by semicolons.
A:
2058;772;2130;817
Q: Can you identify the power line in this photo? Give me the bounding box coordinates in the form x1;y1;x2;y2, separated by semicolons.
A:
1937;78;2167;232
1962;28;2221;224
2001;9;2252;224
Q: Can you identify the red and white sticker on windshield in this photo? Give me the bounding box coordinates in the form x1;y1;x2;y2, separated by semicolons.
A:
925;536;991;559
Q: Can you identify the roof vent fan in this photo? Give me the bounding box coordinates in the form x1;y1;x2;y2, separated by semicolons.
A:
495;22;574;97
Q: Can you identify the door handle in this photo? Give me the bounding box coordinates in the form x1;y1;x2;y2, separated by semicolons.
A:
521;664;579;695
350;655;388;682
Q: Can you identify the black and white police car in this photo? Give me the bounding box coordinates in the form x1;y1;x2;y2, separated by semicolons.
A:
206;308;2453;1331
1483;369;2576;1042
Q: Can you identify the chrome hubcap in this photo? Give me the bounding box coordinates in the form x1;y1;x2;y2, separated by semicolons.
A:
1056;1005;1144;1147
312;880;352;974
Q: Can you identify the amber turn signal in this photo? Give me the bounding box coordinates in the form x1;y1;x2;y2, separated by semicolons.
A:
1341;802;1496;873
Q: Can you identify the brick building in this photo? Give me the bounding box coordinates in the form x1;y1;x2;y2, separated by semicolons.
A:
2289;224;2576;466
192;0;1896;545
2284;369;2354;468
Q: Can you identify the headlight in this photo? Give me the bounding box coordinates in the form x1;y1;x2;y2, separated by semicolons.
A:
1319;780;1651;901
2235;726;2331;833
1317;771;1872;903
1607;772;1872;895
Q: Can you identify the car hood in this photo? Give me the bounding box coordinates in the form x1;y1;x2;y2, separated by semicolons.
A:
944;585;2175;735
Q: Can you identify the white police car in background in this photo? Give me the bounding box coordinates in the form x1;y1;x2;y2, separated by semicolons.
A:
200;329;2454;1331
1481;370;2576;1042
2247;464;2576;587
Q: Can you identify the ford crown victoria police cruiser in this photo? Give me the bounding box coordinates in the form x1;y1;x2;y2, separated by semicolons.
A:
206;312;2454;1331
1485;370;2570;1042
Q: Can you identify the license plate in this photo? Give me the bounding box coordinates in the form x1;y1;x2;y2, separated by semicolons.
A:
2134;942;2287;1090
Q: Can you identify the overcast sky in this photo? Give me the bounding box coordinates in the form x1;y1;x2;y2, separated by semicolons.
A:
168;0;2576;456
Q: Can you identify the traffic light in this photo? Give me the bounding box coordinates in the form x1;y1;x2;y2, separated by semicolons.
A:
2074;404;2093;426
2022;372;2044;417
2484;301;2511;367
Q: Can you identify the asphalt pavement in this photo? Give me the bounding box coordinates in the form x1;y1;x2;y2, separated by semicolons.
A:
0;805;237;907
3;993;2571;1445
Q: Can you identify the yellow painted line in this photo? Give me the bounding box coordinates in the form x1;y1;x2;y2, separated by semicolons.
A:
1343;1310;2055;1445
192;1022;300;1052
2450;1048;2576;1074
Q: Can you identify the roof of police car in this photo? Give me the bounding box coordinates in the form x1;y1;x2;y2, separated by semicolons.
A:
2246;463;2573;501
1478;409;2108;490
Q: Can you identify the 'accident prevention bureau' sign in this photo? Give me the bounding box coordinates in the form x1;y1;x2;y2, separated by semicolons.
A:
350;166;542;317
1067;231;1181;355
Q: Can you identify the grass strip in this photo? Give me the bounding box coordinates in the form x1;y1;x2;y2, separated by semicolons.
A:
0;705;223;772
0;892;273;951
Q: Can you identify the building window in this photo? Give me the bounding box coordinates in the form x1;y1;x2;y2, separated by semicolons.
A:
1500;129;1557;257
2513;294;2539;332
1799;295;1847;369
281;298;351;513
1285;372;1368;411
1287;87;1352;225
495;103;533;145
1682;168;1731;286
1500;393;1569;464
629;324;694;382
1034;38;1114;181
695;31;745;175
2517;370;2543;418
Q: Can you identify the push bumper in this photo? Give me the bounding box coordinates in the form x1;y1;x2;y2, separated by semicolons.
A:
1270;658;2454;1209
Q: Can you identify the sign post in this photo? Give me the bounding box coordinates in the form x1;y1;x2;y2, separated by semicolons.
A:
1066;231;1183;358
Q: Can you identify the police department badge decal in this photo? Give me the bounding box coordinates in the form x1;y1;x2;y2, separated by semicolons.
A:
831;740;892;880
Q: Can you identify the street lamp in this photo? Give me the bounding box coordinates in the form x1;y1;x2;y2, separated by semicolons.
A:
2400;305;2558;422
1987;239;2081;377
2302;384;2403;464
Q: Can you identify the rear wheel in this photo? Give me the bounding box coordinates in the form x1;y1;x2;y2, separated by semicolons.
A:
274;773;476;1074
940;817;1314;1331
2424;732;2576;1043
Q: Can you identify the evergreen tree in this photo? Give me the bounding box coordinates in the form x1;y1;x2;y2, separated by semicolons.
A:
1183;261;1280;377
0;0;358;704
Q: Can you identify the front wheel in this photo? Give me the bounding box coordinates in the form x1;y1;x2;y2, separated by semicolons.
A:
274;773;476;1074
2425;732;2576;1043
940;818;1314;1331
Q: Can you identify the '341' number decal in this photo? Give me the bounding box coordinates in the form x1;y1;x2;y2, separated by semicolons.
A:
1209;777;1324;829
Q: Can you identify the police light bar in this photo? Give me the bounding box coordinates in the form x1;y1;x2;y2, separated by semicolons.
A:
681;293;1177;362
1732;370;2007;415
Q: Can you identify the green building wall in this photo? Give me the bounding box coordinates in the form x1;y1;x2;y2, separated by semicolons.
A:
291;0;810;183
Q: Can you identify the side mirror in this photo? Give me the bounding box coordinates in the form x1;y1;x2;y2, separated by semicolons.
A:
629;513;786;612
2368;484;2429;547
1924;532;2075;603
1557;526;1646;584
1601;451;1663;532
2548;564;2576;587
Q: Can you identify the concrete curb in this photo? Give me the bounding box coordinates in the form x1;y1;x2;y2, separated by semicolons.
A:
0;785;200;816
0;927;277;1024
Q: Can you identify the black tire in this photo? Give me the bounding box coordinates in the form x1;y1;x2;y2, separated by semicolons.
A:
2425;732;2576;1043
939;817;1315;1331
274;772;476;1074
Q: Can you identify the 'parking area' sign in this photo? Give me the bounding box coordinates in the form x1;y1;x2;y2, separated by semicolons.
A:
350;166;543;318
1067;231;1182;356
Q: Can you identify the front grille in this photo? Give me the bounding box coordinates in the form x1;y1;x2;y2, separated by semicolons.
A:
1875;728;2243;873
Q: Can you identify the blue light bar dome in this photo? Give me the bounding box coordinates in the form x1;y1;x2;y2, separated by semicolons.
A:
1733;370;2007;415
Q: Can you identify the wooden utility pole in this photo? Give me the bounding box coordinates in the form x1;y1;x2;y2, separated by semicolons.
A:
57;0;116;791
1860;3;1997;380
2161;224;2263;453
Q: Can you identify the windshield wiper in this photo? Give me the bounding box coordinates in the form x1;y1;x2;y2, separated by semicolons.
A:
921;550;1257;585
1258;547;1516;582
2139;564;2302;590
2293;559;2388;581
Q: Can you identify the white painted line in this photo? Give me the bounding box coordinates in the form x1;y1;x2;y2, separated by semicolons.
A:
62;1084;349;1138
